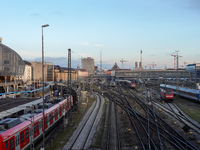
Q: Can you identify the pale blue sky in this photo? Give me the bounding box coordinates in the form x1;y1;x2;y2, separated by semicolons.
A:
1;0;200;69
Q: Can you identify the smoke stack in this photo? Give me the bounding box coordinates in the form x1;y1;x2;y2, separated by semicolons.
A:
135;62;138;69
140;50;142;70
0;37;2;43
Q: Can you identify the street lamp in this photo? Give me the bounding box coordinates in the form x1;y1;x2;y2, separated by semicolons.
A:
42;24;49;150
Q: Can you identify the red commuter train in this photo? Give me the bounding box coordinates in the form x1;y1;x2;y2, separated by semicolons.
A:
0;96;73;150
160;88;174;102
125;80;136;88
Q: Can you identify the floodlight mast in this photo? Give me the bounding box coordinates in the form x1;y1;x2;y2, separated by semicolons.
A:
41;24;49;150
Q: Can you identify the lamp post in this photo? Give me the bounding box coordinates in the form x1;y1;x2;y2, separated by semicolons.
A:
42;24;49;150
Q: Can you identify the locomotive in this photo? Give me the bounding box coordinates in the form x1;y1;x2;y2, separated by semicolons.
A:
160;88;174;102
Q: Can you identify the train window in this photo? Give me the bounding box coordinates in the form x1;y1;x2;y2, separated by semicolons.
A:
46;117;48;124
26;129;29;139
10;138;14;150
34;124;36;133
37;123;39;131
5;141;8;149
40;120;42;129
166;91;172;95
20;132;24;143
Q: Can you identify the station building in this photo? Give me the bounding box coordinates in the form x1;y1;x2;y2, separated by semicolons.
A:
0;39;25;93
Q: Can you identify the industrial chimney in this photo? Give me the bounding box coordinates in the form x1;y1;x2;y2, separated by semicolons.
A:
135;62;138;69
140;50;142;70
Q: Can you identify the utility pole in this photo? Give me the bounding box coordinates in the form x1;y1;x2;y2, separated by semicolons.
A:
30;105;35;150
68;48;72;125
100;50;102;90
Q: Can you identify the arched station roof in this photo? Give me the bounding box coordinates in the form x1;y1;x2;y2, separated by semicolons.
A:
0;43;25;76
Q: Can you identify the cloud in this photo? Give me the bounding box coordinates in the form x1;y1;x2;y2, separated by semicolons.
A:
80;42;89;46
95;44;103;47
150;54;156;57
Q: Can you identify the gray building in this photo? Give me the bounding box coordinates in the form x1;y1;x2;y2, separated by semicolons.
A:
30;61;54;82
81;57;95;73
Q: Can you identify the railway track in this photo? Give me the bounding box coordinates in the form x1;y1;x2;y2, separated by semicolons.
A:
105;94;121;150
105;83;198;150
150;89;200;134
63;92;104;150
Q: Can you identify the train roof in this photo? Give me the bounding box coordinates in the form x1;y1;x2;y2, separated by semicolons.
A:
160;84;200;94
0;97;45;119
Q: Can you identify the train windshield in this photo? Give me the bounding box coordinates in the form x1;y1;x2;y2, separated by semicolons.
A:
166;91;172;95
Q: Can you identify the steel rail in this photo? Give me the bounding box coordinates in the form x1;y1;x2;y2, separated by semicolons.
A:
116;84;158;149
106;95;111;150
82;92;102;150
66;93;98;150
111;87;198;150
113;96;121;150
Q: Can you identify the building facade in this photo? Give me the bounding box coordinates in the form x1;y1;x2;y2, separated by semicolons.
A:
185;63;200;78
30;61;54;82
22;61;32;84
54;65;77;82
81;57;95;73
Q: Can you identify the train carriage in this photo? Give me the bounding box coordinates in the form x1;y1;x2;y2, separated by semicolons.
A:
0;96;73;150
160;84;200;103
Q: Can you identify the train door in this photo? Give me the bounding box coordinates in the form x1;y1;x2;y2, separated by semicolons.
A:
39;119;42;134
55;109;58;121
34;122;39;138
49;112;53;125
4;136;15;150
15;132;20;150
59;106;62;117
42;116;48;131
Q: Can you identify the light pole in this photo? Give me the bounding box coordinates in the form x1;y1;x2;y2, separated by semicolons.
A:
42;24;49;150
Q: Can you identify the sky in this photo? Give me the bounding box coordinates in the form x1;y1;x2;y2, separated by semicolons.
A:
1;0;200;70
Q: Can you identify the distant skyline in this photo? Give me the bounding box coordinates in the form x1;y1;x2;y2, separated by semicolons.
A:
1;0;200;69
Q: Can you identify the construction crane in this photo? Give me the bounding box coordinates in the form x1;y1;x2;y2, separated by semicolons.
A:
183;61;188;68
171;50;182;70
120;58;127;69
146;62;156;70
